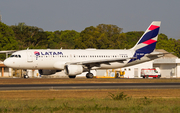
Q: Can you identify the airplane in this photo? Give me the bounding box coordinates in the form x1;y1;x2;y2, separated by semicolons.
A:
4;21;163;78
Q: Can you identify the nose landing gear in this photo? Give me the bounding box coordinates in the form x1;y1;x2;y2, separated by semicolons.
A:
24;75;29;79
23;70;29;79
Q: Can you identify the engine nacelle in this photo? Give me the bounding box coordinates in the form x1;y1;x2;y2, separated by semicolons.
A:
64;65;83;76
38;69;61;75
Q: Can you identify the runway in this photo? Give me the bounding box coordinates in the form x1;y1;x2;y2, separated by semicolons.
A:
0;83;180;90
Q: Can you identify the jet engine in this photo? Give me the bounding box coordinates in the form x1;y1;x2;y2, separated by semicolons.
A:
38;69;61;75
64;65;83;76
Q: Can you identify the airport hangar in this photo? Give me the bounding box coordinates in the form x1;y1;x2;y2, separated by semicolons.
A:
0;49;180;78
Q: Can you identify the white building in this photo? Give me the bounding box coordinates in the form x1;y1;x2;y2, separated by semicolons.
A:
153;49;180;78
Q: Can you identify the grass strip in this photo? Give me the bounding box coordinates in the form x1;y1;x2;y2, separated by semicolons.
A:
0;89;180;99
0;85;179;112
0;96;180;112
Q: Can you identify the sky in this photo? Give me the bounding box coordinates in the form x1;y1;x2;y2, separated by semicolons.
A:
0;0;180;39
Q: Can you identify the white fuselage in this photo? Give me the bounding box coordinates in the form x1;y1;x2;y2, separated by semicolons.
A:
4;49;135;70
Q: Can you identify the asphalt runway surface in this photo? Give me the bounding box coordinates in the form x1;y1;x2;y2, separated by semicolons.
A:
0;83;180;90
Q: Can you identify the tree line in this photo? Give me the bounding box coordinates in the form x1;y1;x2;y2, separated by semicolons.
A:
0;21;179;60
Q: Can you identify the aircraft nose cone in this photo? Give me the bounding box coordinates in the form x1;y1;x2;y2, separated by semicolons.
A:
4;59;11;67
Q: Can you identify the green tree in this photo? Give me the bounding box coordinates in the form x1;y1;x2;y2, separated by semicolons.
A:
46;31;57;49
75;24;123;49
125;31;144;49
156;33;179;57
0;22;18;50
75;26;98;49
96;24;123;39
10;23;48;49
175;39;180;57
59;30;80;49
0;22;18;59
96;24;123;49
17;22;25;31
48;30;80;49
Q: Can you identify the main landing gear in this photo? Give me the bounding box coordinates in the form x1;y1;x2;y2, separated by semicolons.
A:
86;66;94;78
86;73;94;78
86;68;94;78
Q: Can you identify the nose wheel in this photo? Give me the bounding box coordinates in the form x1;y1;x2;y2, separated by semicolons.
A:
24;75;29;79
23;70;29;79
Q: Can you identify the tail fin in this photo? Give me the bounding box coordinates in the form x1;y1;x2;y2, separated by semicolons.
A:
131;21;161;53
129;21;161;62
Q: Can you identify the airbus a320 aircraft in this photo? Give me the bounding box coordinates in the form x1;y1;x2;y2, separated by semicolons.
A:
4;21;163;78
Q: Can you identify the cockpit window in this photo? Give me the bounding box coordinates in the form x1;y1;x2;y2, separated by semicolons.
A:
10;55;14;57
10;54;21;58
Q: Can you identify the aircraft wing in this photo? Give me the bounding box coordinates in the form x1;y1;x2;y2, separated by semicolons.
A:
66;57;136;66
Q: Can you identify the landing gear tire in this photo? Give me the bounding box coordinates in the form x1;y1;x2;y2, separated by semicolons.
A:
86;73;94;79
69;76;76;78
146;75;149;79
24;75;29;79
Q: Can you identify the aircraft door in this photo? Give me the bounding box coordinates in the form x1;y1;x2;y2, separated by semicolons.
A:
27;51;33;62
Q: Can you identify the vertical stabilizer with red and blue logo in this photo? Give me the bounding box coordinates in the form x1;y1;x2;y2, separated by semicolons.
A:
129;21;161;63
